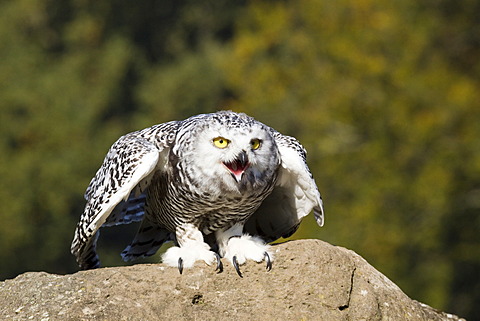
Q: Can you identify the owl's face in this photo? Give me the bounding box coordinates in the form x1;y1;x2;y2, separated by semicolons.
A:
181;117;280;195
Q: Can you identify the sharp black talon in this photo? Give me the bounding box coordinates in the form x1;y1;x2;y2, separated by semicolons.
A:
178;257;183;275
264;252;272;272
232;256;243;278
214;252;223;273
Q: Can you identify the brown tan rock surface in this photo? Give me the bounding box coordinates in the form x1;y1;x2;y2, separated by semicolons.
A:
0;240;465;320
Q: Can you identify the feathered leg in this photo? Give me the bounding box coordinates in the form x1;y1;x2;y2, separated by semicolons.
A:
161;223;222;273
216;223;273;277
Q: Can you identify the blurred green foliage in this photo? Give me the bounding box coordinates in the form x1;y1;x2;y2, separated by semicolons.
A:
0;0;478;319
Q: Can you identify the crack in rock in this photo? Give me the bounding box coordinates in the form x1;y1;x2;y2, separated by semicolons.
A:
339;265;356;311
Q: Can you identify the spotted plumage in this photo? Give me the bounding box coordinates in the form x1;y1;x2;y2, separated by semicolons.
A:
71;111;324;274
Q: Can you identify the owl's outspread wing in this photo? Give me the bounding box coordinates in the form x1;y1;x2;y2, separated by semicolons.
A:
71;121;178;269
244;130;324;242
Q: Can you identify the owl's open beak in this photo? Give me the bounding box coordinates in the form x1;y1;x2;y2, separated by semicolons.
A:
223;151;249;183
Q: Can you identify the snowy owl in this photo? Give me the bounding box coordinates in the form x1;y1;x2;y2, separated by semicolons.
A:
71;111;324;277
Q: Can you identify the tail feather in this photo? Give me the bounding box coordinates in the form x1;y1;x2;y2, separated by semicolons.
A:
121;219;172;261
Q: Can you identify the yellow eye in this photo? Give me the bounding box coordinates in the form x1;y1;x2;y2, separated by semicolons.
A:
250;138;261;150
213;137;230;149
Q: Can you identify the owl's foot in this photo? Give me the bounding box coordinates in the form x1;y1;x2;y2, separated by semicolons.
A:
161;242;222;274
223;235;273;278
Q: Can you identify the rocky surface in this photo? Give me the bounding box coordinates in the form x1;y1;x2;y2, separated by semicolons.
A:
0;239;465;320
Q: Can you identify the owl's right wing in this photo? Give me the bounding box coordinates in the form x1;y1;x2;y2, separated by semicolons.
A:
244;130;324;242
71;121;179;269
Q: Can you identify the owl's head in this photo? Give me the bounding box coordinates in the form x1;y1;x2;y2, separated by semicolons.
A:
177;112;280;195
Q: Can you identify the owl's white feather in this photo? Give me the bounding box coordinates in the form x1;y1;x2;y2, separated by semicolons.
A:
276;138;324;225
91;149;158;231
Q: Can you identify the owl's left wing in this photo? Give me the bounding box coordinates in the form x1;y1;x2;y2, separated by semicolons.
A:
244;130;324;242
71;121;178;269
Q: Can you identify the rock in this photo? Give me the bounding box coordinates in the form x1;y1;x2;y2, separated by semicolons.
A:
0;240;465;320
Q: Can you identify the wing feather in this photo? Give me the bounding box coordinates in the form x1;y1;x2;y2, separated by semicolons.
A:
103;192;146;227
244;130;324;242
71;122;178;269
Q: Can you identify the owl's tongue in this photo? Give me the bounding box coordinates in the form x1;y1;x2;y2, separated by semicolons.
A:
224;152;249;182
